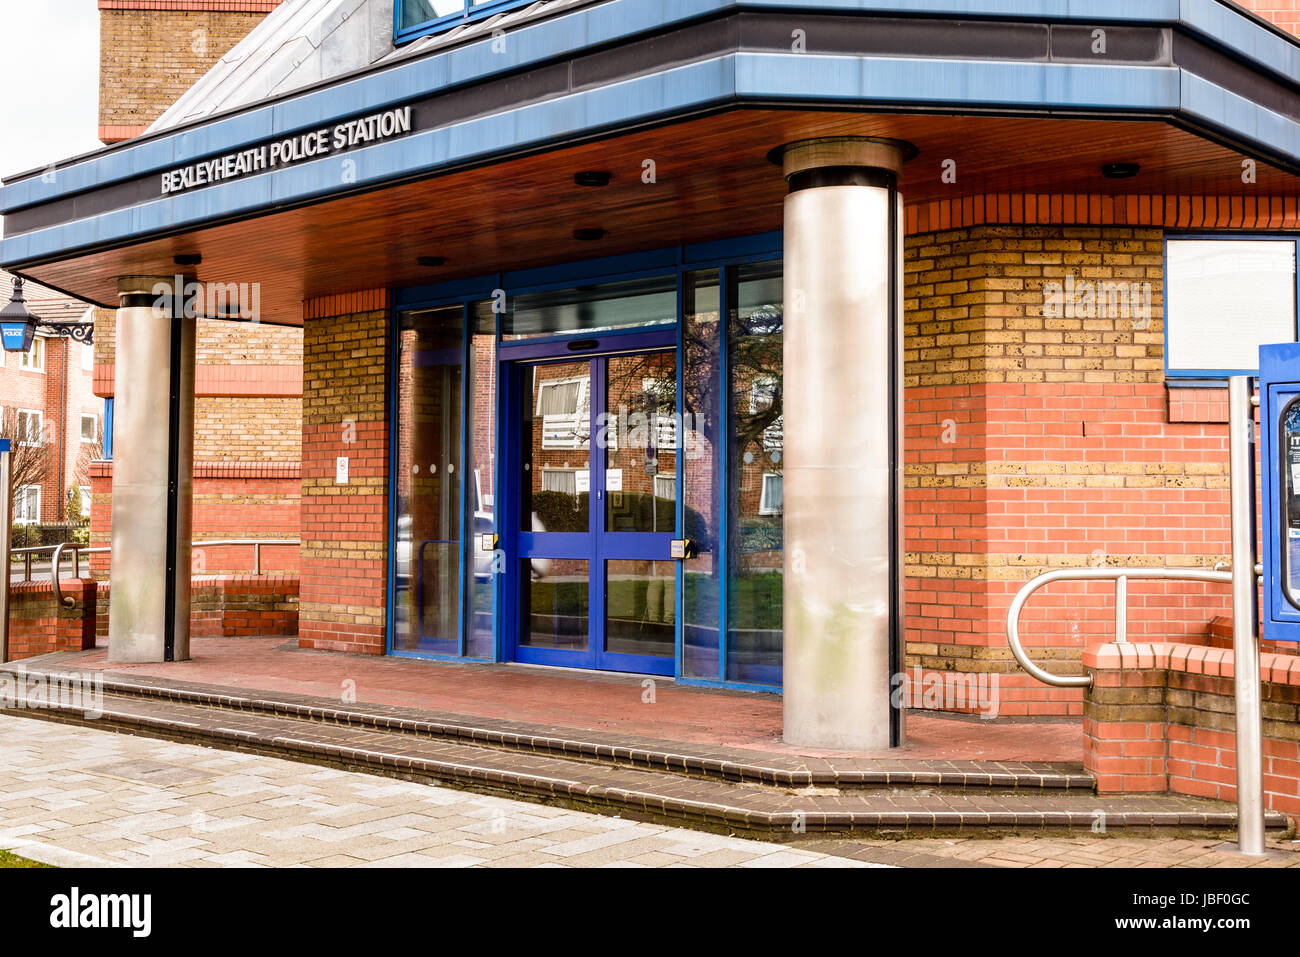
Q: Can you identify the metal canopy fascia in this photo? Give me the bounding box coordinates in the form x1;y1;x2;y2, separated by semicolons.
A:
1;0;1298;271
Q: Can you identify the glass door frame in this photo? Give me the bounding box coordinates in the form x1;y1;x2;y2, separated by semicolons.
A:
386;229;788;692
501;329;679;675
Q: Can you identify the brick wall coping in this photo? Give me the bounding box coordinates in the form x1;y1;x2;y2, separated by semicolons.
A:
98;1;282;10
10;579;95;596
90;461;300;479
1084;641;1300;687
192;574;300;585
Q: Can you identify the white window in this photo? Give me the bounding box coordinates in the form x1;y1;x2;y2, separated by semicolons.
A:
749;376;777;414
537;376;589;449
20;337;44;372
17;410;42;446
1166;239;1299;376
80;413;98;443
14;485;40;524
541;469;578;494
748;375;783;449
78;486;91;517
759;473;783;516
81;342;94;372
653;474;677;502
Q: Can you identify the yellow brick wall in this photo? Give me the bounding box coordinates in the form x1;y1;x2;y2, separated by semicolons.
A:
904;226;1166;388
195;396;302;461
99;9;268;129
95;311;303;366
298;305;390;654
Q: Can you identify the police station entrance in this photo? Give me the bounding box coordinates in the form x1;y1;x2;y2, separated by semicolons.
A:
506;334;680;675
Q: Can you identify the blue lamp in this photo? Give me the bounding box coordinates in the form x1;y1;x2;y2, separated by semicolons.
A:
0;277;37;353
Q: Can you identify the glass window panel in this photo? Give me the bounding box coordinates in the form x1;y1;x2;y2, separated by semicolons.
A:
503;275;677;340
521;560;588;650
467;308;497;659
521;360;589;532
605;560;675;657
727;261;783;685
1166;239;1297;374
399;0;464;30
682;269;721;679
604;351;677;532
394;306;463;655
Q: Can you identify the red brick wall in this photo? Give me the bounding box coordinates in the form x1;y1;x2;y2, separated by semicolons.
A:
299;292;391;655
1232;0;1300;34
902;226;1275;718
191;574;298;637
0;331;100;526
1084;641;1300;817
6;579;97;661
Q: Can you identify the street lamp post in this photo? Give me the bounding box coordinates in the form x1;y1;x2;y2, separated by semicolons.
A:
0;276;95;351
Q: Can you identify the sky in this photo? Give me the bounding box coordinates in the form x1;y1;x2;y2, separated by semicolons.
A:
0;0;103;234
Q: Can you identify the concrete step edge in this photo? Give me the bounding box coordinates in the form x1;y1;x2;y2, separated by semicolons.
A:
5;698;1286;839
0;665;1093;792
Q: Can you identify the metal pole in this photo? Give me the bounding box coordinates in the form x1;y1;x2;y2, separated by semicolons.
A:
0;441;11;664
1228;376;1265;856
1115;574;1128;643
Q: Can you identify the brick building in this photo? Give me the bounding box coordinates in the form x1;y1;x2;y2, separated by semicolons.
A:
89;0;301;576
5;0;1300;805
0;271;100;527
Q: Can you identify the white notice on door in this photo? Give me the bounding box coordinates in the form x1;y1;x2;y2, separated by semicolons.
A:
606;469;623;491
574;470;591;493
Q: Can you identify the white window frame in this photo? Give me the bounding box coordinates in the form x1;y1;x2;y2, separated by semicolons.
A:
80;413;98;443
17;409;42;447
749;376;777;414
14;485;40;525
653;473;677;502
19;336;44;372
81;341;94;372
540;468;579;495
537;376;590;450
1165;236;1300;378
78;486;91;517
759;472;783;516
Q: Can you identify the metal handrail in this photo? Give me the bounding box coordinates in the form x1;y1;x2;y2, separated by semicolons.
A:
1005;566;1234;689
10;539;300;607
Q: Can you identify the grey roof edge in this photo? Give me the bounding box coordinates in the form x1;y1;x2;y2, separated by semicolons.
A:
0;0;1295;201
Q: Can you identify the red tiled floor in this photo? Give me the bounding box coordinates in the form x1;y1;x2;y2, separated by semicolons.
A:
65;637;1082;762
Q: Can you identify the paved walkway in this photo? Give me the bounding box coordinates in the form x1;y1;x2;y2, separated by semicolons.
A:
51;637;1081;762
0;715;875;868
3;713;1297;868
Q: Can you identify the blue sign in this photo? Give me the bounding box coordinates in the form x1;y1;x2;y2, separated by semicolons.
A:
1259;342;1300;642
0;321;33;353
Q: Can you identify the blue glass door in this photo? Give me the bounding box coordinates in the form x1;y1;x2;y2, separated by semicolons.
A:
511;342;678;674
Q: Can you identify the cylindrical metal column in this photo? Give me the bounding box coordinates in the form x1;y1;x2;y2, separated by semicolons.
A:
108;276;195;663
778;137;912;750
1228;376;1265;855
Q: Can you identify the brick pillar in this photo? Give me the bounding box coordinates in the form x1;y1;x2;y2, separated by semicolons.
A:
298;292;390;654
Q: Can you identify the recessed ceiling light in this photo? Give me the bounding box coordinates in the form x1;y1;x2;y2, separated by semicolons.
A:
574;171;612;187
417;256;447;267
1102;163;1141;180
573;228;606;241
174;254;202;266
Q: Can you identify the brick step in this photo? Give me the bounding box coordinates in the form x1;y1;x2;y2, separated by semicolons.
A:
8;666;1094;792
4;684;1288;839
